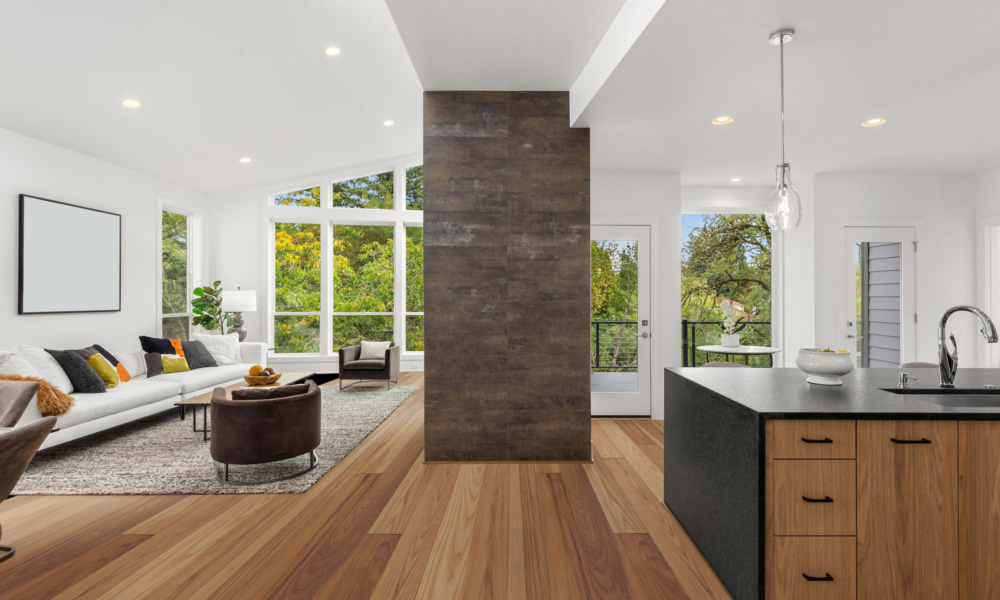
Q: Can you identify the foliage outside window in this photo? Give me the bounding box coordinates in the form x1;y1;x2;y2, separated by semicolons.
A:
406;166;423;210
332;172;393;209
332;225;394;347
274;186;320;208
274;223;321;353
406;226;424;350
590;241;638;372
681;214;772;366
161;211;190;340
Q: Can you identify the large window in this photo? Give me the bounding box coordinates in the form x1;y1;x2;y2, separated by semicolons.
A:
161;210;191;340
269;159;423;356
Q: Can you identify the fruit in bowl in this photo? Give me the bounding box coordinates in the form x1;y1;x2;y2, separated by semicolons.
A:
796;348;854;386
248;365;264;376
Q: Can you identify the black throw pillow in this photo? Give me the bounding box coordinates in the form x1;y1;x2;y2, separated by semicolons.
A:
45;349;106;394
139;336;176;355
181;341;217;370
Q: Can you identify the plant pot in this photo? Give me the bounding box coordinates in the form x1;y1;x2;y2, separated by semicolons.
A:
721;333;740;348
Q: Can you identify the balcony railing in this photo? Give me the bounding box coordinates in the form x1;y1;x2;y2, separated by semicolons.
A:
682;319;772;367
591;320;638;372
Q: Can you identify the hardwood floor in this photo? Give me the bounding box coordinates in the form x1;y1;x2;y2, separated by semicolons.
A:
0;372;730;599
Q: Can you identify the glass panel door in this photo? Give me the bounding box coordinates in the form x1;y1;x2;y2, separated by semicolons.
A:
591;225;650;416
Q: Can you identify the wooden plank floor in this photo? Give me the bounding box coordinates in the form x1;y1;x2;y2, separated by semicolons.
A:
0;372;730;599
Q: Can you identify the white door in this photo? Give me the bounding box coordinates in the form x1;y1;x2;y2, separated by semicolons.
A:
844;226;916;367
591;225;651;416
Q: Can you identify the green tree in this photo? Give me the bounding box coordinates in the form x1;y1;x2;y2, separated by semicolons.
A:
332;172;393;209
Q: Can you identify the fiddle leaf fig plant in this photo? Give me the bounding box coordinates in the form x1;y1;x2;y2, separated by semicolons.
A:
191;281;232;334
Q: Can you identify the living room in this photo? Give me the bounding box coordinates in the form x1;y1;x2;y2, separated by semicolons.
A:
5;1;1000;599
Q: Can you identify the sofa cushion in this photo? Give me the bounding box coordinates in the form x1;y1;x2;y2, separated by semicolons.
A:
192;333;241;365
181;341;217;370
360;340;391;360
13;345;74;393
344;359;386;371
154;363;251;394
56;379;182;429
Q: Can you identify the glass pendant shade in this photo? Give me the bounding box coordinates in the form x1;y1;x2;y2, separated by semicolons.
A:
765;164;802;230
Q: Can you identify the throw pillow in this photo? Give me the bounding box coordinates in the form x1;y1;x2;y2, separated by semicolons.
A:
192;333;241;365
92;344;132;382
44;349;106;394
144;352;164;378
12;344;74;393
0;374;74;417
162;355;191;374
360;340;392;360
139;336;185;357
0;352;42;378
181;341;217;370
71;347;120;389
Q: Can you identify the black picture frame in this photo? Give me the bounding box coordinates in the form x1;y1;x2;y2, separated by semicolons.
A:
18;194;122;315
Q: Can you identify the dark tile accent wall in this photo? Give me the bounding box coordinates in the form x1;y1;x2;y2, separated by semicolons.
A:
424;91;591;461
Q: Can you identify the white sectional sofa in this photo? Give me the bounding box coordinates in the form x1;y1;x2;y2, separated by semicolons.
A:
12;342;267;449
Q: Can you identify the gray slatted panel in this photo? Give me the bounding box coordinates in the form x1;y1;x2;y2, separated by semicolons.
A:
867;242;901;368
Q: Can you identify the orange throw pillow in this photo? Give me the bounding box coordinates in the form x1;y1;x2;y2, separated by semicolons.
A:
0;374;74;417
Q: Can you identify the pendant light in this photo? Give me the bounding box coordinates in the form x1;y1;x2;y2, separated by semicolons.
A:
764;28;802;231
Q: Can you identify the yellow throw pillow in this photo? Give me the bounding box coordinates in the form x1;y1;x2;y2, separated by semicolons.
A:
162;355;191;374
85;353;120;389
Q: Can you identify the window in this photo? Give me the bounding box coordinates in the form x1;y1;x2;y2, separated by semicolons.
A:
269;159;424;356
332;172;393;209
161;211;190;339
274;223;321;353
274;186;320;207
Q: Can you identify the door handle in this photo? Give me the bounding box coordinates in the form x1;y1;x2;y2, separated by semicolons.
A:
634;332;650;339
802;495;834;503
802;573;834;582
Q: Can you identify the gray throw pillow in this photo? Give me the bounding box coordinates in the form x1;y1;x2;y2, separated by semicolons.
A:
144;352;164;378
181;341;218;370
45;349;106;394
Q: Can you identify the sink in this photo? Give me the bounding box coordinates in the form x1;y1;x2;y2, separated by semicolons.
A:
906;395;1000;408
881;387;1000;395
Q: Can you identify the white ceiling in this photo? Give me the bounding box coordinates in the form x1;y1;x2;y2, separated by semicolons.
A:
578;0;1000;185
0;0;423;192
385;0;626;91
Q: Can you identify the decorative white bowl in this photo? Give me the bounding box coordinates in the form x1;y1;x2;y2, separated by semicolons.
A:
795;348;854;386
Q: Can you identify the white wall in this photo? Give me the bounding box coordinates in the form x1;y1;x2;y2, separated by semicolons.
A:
974;167;1000;366
0;127;208;352
813;174;977;365
592;170;681;420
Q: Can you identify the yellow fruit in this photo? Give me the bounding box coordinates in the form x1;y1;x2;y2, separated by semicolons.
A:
249;365;264;376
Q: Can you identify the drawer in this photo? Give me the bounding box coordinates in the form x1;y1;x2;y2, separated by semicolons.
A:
772;420;856;459
771;536;856;600
773;460;856;535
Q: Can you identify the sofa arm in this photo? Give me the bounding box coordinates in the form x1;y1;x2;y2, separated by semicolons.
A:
239;342;268;368
0;381;40;428
386;345;401;378
339;345;361;371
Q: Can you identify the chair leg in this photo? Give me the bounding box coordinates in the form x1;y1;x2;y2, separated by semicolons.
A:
0;545;14;565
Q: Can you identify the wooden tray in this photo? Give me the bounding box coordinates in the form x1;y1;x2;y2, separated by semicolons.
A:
243;372;281;386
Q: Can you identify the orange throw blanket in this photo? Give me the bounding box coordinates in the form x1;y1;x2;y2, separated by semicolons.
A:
0;374;74;417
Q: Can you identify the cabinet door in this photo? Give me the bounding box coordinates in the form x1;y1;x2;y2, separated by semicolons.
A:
857;420;958;600
959;421;1000;600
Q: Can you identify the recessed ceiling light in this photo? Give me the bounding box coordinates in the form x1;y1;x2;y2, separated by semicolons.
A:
239;157;252;164
730;177;741;182
383;120;394;127
325;47;341;56
862;118;886;127
712;116;734;125
122;99;141;108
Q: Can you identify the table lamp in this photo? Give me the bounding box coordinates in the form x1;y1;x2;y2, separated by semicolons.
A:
220;288;257;342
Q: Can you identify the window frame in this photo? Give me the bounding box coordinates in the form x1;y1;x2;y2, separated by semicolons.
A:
266;154;423;358
157;199;202;339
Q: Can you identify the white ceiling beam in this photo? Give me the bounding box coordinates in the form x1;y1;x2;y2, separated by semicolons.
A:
569;0;666;126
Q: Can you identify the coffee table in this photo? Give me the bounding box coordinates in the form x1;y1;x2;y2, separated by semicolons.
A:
175;373;323;441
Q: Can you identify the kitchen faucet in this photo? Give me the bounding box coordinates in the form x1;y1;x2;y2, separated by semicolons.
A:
938;305;999;388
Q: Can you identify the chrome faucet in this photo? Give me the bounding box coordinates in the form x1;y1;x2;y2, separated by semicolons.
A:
938;305;999;388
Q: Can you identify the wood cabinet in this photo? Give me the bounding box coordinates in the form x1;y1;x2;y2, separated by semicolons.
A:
857;420;958;599
959;421;1000;600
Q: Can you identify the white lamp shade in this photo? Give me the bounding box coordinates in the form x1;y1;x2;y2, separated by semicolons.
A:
220;290;257;312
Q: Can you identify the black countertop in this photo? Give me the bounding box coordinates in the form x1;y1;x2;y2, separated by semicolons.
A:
666;367;1000;419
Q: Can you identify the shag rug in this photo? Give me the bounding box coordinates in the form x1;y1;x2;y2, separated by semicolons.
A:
13;385;417;495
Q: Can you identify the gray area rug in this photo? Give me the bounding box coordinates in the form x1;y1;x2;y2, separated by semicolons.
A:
14;385;417;495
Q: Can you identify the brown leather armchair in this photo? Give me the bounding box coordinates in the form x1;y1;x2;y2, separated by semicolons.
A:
0;381;56;563
338;343;400;390
210;381;321;485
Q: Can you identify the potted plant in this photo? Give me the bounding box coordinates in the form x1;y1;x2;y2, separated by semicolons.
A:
192;281;232;334
719;299;747;347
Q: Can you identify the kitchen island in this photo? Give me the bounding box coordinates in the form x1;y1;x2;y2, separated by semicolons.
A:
664;366;1000;600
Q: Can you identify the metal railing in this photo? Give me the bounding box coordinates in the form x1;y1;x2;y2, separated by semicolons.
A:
682;319;772;367
591;320;638;372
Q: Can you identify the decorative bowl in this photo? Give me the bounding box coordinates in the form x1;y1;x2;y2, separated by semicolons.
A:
795;349;854;386
243;372;281;386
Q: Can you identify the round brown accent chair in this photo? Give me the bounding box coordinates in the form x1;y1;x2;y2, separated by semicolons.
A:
210;380;321;485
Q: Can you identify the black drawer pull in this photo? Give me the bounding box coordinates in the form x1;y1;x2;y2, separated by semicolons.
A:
801;437;833;444
802;495;834;503
891;437;931;444
802;572;834;582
